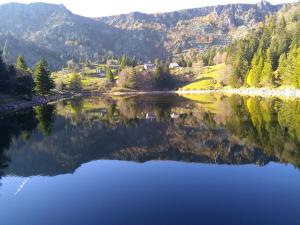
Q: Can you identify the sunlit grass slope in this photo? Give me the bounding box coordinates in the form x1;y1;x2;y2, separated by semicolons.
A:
180;63;226;90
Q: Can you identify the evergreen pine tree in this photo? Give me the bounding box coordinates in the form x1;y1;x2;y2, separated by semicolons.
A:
120;54;128;70
106;67;114;82
294;48;300;88
16;54;28;71
261;48;274;86
33;58;54;95
277;53;288;85
0;51;6;74
0;52;10;93
127;67;138;89
247;53;260;87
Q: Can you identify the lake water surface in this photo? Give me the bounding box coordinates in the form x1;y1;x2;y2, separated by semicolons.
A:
1;94;300;225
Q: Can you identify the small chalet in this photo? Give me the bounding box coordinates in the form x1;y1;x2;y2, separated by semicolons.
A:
144;63;156;70
169;63;180;69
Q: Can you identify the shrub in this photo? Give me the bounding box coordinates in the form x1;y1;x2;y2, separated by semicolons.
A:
69;74;82;92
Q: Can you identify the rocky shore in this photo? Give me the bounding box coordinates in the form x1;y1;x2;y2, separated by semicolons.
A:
0;93;82;114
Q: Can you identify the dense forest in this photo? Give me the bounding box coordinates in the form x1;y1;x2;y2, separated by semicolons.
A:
226;4;300;88
0;52;54;99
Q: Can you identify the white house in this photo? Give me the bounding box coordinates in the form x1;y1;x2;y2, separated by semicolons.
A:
169;63;180;69
144;63;156;70
171;113;180;119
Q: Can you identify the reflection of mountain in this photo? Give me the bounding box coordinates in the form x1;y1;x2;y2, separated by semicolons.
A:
4;118;275;177
1;96;279;178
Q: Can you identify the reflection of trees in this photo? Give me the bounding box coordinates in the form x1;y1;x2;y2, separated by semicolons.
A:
68;98;84;125
118;98;138;120
112;95;300;169
224;96;300;168
4;95;300;177
4;95;300;179
155;105;170;123
35;105;56;136
202;111;217;127
70;98;83;115
0;109;37;183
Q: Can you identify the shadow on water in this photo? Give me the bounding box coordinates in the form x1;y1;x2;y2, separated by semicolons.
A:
1;94;300;178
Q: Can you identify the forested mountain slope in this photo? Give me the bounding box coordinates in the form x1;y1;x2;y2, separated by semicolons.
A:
226;3;300;88
0;1;283;68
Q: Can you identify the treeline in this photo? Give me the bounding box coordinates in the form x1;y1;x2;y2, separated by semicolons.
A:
226;4;300;88
0;52;54;99
118;60;174;90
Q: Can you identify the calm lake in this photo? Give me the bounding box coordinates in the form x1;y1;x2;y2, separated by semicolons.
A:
1;94;300;225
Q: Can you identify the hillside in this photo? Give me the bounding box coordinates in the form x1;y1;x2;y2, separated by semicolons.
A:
0;1;283;69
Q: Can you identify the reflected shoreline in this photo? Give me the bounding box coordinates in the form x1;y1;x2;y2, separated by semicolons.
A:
112;88;300;98
0;94;300;179
2;87;300;115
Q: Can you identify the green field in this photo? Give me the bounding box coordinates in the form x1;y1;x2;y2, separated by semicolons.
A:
52;71;107;92
180;64;226;90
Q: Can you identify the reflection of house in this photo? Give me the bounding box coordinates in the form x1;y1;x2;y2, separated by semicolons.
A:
171;113;180;119
96;68;106;78
144;64;156;70
146;112;156;120
169;63;180;69
99;109;108;117
109;65;120;69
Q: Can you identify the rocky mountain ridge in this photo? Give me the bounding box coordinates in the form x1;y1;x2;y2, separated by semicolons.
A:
0;1;285;68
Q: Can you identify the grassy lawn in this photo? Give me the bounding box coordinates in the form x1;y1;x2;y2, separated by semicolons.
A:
180;63;226;90
81;76;107;92
52;71;107;92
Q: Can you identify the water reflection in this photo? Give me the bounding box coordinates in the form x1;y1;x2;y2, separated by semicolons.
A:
0;94;300;178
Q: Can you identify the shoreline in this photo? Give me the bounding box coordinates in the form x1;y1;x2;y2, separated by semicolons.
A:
0;92;100;115
111;88;300;99
1;87;300;114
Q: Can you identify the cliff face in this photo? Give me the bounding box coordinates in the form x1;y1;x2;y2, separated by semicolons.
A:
0;1;283;68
